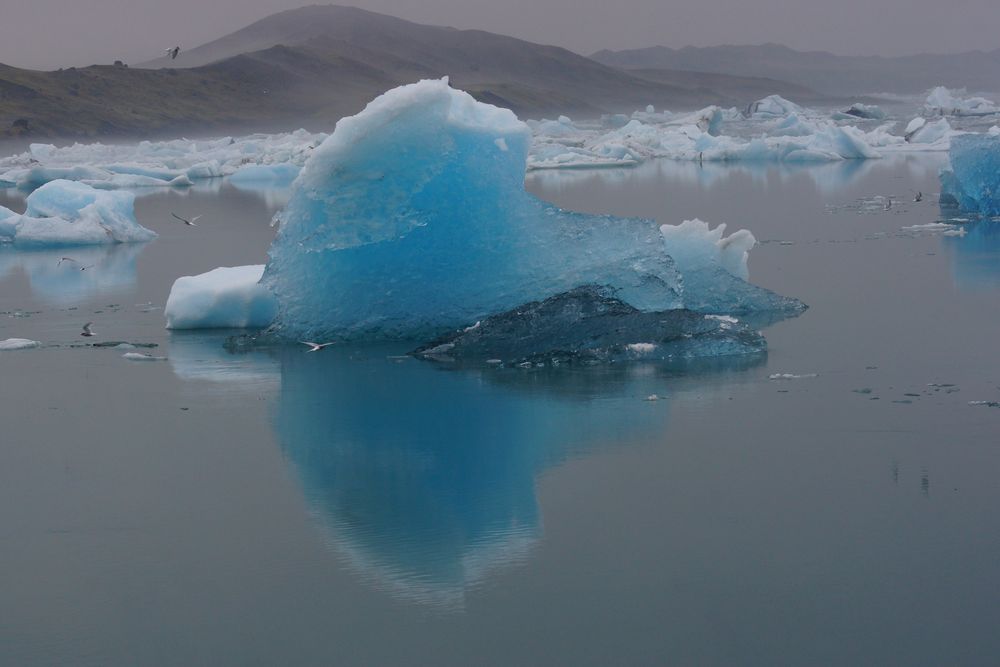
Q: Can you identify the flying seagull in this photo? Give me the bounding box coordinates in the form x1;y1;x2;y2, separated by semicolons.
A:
58;257;94;271
166;46;180;60
81;322;96;337
301;341;335;353
171;212;201;227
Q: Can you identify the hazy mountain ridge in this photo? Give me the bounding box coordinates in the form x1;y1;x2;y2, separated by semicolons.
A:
592;43;1000;95
2;5;831;138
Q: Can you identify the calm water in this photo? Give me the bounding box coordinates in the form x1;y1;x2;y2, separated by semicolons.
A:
1;156;999;666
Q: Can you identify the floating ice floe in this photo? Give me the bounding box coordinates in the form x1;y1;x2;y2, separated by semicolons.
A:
0;180;156;246
251;78;802;347
940;133;1000;216
923;87;1000;117
165;265;277;329
0;338;41;351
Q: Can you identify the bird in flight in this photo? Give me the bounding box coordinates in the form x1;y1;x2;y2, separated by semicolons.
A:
166;46;180;60
301;341;335;353
58;257;94;270
171;212;201;227
81;322;96;337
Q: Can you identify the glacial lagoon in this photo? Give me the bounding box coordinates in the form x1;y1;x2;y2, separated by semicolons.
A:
2;154;999;665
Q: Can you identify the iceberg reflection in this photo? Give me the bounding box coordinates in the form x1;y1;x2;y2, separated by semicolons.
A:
942;221;1000;290
270;346;764;607
166;337;764;607
0;243;147;306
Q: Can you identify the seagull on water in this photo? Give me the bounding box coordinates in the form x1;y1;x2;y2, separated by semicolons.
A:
171;212;201;227
914;191;923;202
166;46;180;60
301;341;335;353
883;197;892;211
81;322;96;337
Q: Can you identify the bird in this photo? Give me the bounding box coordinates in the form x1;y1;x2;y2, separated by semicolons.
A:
883;197;892;211
166;46;180;60
58;257;95;271
914;191;923;202
301;341;335;353
171;212;201;227
81;322;95;337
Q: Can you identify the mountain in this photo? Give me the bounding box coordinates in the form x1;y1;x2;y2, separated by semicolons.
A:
592;43;1000;96
0;5;825;138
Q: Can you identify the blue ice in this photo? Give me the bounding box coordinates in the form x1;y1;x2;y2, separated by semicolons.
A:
942;133;1000;216
261;79;802;341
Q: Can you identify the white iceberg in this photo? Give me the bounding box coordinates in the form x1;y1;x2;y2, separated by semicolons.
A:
0;180;156;247
165;265;277;330
923;87;1000;117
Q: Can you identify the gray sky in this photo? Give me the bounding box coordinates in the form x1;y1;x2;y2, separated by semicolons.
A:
2;0;998;70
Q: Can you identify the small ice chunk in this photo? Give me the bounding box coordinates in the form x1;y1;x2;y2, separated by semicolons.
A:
122;352;167;361
769;373;818;380
164;265;277;329
0;338;41;350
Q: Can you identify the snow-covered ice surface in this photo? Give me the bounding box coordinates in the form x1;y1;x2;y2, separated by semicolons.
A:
940;134;1000;216
165;265;277;330
260;78;803;345
0;180;156;247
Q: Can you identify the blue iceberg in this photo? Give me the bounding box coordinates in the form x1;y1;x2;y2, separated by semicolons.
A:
941;133;1000;216
260;79;803;343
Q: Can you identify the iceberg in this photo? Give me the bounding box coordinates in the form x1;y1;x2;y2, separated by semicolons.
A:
259;79;802;343
746;95;804;118
940;133;1000;216
833;103;887;121
0;180;156;246
923;87;1000;117
165;265;277;330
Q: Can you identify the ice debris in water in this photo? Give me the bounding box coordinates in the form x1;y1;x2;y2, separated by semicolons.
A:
165;265;276;329
940;133;1000;216
0;180;156;247
0;130;326;190
0;338;41;350
923;87;1000;117
259;78;804;342
768;373;818;380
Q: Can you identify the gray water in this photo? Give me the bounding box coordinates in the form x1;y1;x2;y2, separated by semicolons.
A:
1;155;999;666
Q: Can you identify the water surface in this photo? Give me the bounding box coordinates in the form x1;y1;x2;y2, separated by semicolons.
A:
2;155;999;666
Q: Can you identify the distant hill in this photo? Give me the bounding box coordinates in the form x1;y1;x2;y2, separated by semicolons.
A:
0;5;827;138
592;43;1000;96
